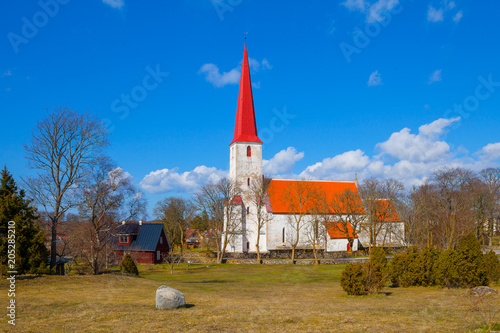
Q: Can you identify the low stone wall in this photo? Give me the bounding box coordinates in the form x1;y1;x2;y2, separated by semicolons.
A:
183;257;370;265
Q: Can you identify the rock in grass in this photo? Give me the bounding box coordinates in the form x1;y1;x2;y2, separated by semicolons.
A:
156;286;186;310
469;286;498;297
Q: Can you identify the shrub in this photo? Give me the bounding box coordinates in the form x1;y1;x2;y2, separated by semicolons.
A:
390;247;440;288
484;250;500;285
414;246;440;287
434;248;459;288
340;263;367;295
366;247;387;293
120;254;139;275
389;252;406;287
455;233;488;287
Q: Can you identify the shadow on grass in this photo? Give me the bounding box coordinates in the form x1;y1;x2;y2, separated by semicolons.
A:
184;304;195;308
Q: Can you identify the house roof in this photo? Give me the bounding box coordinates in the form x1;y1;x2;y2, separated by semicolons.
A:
370;199;401;222
185;229;200;238
325;222;358;239
229;42;262;146
267;180;365;214
115;223;167;252
116;223;139;235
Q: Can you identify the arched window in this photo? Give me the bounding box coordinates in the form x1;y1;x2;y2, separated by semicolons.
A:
282;227;286;243
246;207;250;214
247;178;250;186
247;146;251;157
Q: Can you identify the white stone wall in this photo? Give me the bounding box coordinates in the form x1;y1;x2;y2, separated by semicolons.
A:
326;238;359;252
229;142;262;190
357;221;406;247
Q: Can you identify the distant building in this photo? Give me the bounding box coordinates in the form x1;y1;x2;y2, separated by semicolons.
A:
114;221;170;264
223;43;404;254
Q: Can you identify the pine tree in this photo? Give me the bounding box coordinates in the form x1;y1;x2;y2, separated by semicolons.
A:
0;166;48;274
455;233;488;287
120;254;139;275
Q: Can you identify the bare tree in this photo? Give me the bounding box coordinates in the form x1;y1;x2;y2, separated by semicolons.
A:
73;158;146;274
248;176;272;263
328;188;365;251
305;191;328;264
280;180;321;263
195;178;241;263
155;197;194;258
431;168;476;249
479;168;500;245
359;178;404;251
24;107;109;268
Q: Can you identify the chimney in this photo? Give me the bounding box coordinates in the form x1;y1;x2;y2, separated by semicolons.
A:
139;220;142;225
121;220;125;225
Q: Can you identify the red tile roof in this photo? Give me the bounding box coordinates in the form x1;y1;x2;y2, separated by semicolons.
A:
267;180;365;214
326;222;358;239
230;42;262;145
370;199;401;222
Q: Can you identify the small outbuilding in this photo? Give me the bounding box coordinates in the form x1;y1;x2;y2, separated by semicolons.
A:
114;222;170;264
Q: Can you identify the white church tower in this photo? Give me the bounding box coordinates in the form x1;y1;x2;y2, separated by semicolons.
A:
227;42;265;253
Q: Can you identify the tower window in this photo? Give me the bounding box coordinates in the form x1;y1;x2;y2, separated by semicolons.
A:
247;207;250;214
247;178;250;186
247;146;251;157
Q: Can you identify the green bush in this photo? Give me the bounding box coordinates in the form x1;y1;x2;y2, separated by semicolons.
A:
434;248;460;288
389;252;406;287
120;254;139;275
455;233;488;287
414;246;440;287
484;250;500;285
340;263;367;295
366;247;387;293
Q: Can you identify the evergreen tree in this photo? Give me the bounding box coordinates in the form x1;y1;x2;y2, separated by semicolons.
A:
484;250;500;285
455;233;488;287
0;166;48;274
120;254;139;275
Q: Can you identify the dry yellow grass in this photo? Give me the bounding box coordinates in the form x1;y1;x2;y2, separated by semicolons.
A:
0;264;497;332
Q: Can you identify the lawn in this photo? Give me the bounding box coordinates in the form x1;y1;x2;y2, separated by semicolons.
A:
1;263;498;332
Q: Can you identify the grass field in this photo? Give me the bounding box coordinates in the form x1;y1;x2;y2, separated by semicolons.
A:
1;263;499;332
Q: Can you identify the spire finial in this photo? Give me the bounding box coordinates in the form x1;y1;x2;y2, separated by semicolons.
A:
354;173;358;182
245;32;248;40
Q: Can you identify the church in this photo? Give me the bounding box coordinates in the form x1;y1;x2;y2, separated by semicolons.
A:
223;42;403;254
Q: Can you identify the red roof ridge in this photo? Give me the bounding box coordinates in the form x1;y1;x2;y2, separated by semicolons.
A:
270;179;357;184
229;42;262;146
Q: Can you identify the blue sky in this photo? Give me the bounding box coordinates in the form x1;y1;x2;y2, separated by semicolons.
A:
2;0;500;218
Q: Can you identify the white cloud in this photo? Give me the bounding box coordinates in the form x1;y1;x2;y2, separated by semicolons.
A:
248;58;272;71
368;70;383;86
377;117;460;162
102;0;124;9
300;150;370;180
342;0;368;12
367;0;399;23
2;70;13;77
198;63;240;88
342;0;399;22
427;6;444;22
447;1;456;9
199;58;271;88
140;166;227;194
478;143;500;161
263;147;304;176
428;69;442;84
453;10;463;23
294;117;500;187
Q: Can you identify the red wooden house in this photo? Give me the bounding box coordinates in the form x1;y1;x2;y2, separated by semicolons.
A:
114;222;170;264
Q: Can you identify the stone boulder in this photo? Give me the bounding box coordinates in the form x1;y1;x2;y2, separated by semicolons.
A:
156;286;186;310
469;286;498;297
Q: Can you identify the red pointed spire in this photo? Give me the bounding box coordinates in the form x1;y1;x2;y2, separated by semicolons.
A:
230;42;262;146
